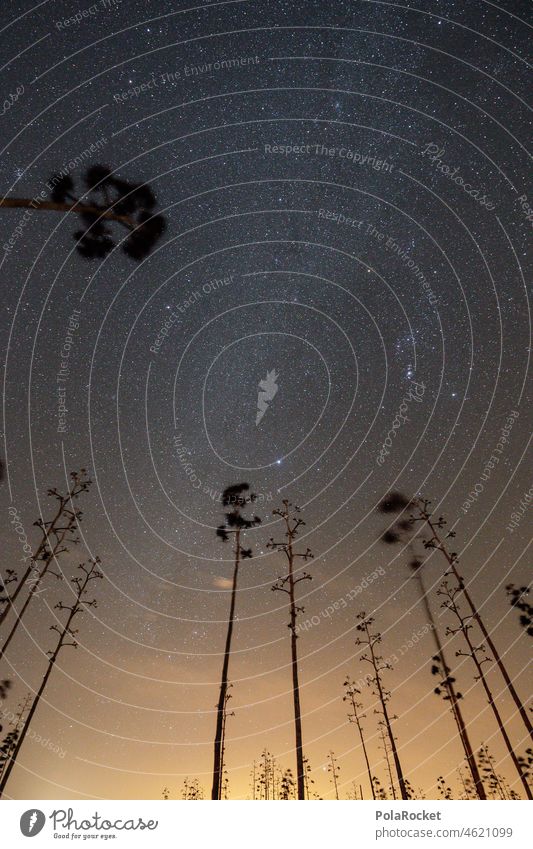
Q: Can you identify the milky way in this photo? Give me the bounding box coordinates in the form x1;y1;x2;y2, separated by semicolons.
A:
0;0;531;800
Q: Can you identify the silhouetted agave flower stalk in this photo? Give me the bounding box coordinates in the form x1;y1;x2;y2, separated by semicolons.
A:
280;767;295;800
0;470;91;633
268;499;313;800
378;492;532;744
0;559;103;797
377;495;486;799
302;754;319;800
343;676;376;799
439;580;532;799
211;483;261;800
181;777;204;800
355;612;409;800
326;750;341;800
437;775;453;799
256;749;276;799
0;474;91;662
430;654;486;799
457;766;478;800
477;744;511;800
372;775;388;800
0;166;165;260
377;719;397;800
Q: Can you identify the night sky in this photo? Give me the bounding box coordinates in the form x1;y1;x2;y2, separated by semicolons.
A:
0;0;531;800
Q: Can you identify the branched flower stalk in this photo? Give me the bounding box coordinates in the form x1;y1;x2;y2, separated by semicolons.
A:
0;499;87;661
437;775;453;799
0;558;103;797
327;750;341;800
355;612;409;800
407;496;532;743
268;500;313;800
0;470;91;633
379;492;532;740
256;749;276;800
372;775;388;800
439;580;532;799
477;744;509;800
343;676;376;799
181;777;203;800
377;720;397;800
378;498;487;800
302;754;320;800
457;765;477;800
280;767;295;800
430;653;486;799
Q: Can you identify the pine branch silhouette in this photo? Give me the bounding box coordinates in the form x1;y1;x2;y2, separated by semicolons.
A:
0;166;165;261
505;584;533;637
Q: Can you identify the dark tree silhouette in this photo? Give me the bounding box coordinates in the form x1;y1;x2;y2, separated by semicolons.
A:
505;584;533;637
355;612;409;800
343;676;376;799
0;166;165;260
268;500;313;800
439;580;532;799
377;502;486;799
0;558;103;797
378;493;532;743
211;483;261;800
